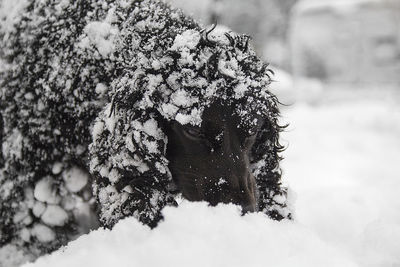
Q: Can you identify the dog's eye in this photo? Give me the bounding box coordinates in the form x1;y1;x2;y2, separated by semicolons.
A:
183;126;204;140
248;128;258;137
243;129;259;148
247;126;261;137
246;117;265;137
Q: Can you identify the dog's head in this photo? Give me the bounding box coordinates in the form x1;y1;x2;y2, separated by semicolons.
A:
89;1;290;227
166;101;262;212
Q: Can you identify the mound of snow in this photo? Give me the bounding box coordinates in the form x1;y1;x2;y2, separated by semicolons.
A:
24;201;356;267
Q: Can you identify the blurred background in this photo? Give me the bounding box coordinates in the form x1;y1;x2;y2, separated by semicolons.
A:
166;0;400;265
166;0;400;102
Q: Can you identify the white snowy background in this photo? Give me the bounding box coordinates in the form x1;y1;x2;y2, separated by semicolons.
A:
1;0;400;266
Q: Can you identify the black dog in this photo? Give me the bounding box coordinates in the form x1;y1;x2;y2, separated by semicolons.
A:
0;0;290;259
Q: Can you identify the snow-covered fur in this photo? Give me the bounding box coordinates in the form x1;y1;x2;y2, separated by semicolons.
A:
0;0;290;259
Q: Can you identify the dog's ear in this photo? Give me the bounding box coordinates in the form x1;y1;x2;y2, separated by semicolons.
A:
157;115;173;136
0;113;3;168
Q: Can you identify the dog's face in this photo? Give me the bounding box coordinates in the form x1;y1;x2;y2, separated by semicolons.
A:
166;101;266;213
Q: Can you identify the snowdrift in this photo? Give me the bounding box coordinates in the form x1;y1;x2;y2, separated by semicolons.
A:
24;201;356;267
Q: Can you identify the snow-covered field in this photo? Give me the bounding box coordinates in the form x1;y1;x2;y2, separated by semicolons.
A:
21;86;400;267
281;87;400;266
2;0;399;266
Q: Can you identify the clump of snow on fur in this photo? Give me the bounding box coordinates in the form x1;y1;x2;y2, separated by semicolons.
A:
207;25;234;45
0;0;29;33
170;29;200;51
31;224;56;243
234;83;248;99
0;245;33;267
218;57;239;78
95;83;108;95
103;104;119;133
62;167;89;193
170;30;201;65
51;162;63;175
32;202;46;218
0;180;14;199
79;8;119;57
41;205;69;227
92;121;105;142
217;178;227;185
34;177;61;205
175;108;203;125
133;118;163;140
2;129;23;160
170;90;198;108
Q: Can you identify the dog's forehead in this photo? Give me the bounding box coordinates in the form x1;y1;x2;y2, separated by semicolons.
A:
201;101;264;131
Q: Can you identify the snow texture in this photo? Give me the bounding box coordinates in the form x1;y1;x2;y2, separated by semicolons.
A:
33;177;61;204
62;167;89;193
0;0;288;263
40;206;69;227
24;202;356;267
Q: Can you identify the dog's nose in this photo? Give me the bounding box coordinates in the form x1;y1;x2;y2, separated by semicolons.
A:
226;173;257;214
241;203;256;214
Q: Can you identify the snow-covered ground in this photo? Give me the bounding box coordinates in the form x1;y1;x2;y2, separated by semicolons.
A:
22;85;400;267
281;87;400;267
2;0;399;266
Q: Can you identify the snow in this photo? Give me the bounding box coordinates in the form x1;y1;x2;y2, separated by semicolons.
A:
61;196;76;211
143;119;160;138
79;8;119;57
33;177;61;205
217;178;227;185
0;245;33;267
91;121;105;142
13;210;30;224
2;129;23;160
41;205;69;227
170;90;198;108
51;162;63;175
32;202;46;218
207;25;235;45
62;167;89;193
103;104;119;133
175;108;203;125
0;0;29;33
23;202;356;267
95;83;108;95
170;29;200;51
24;87;400;267
0;180;14;199
233;83;248;99
31;224;56;243
280;89;400;267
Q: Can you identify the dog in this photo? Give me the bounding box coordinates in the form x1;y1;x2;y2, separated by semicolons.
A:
0;0;290;259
